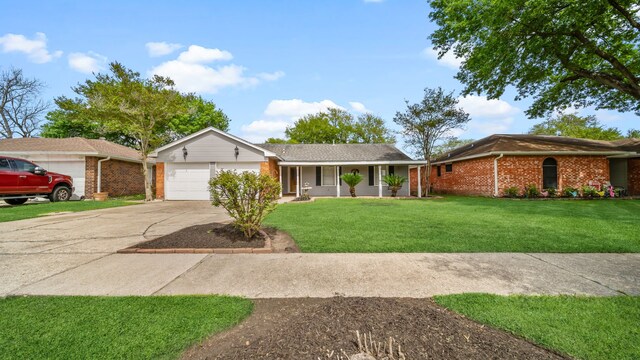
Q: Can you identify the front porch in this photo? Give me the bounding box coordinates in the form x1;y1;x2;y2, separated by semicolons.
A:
278;162;427;198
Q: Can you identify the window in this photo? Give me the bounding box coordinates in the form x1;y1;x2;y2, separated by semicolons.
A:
542;158;558;189
322;166;335;186
0;158;10;171
13;159;36;172
436;166;441;177
445;164;452;173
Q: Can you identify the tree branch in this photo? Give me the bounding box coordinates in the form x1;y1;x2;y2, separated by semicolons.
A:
607;0;640;31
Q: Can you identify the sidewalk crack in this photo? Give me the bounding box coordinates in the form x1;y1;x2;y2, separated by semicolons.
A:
151;254;209;295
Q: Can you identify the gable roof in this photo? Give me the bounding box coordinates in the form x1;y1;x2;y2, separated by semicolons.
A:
150;127;277;157
435;134;639;163
0;137;144;162
258;143;416;164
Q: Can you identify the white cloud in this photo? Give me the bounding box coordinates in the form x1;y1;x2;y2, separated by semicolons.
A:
242;99;345;142
468;118;515;135
177;45;232;63
0;32;62;63
68;52;107;74
457;95;520;118
349;101;370;113
422;47;463;69
145;41;182;57
149;45;282;94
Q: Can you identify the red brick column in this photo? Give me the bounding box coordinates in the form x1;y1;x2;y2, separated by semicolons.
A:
156;162;165;199
85;156;99;198
628;158;640;195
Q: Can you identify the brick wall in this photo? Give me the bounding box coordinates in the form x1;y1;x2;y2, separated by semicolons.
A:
409;166;427;195
497;155;609;196
85;156;146;198
260;158;279;179
156;162;165;199
628;158;640;195
431;157;495;196
85;156;98;197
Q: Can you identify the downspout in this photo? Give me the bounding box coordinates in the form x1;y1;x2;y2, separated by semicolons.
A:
97;157;111;193
493;153;503;197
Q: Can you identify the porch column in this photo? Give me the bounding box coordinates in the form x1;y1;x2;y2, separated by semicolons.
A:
336;166;340;197
278;165;283;198
417;165;422;198
296;166;300;198
407;167;411;197
378;165;382;197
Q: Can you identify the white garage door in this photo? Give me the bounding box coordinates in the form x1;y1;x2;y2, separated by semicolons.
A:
165;163;212;200
216;162;261;174
41;161;86;199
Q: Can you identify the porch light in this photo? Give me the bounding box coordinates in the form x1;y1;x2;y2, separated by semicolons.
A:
182;146;188;160
234;146;239;159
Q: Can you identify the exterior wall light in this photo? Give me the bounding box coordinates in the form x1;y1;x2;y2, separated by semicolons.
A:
182;146;188;160
234;146;239;160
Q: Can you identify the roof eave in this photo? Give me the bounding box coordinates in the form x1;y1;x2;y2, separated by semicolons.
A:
432;151;638;164
278;160;426;166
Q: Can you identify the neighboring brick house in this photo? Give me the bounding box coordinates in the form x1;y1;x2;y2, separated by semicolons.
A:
410;134;640;196
0;137;151;199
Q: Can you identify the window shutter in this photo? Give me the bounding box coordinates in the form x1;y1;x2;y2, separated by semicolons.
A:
316;167;322;186
339;167;343;185
368;166;374;186
389;166;395;175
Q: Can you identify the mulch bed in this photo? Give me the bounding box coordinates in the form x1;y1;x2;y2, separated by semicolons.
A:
182;297;567;360
137;223;266;249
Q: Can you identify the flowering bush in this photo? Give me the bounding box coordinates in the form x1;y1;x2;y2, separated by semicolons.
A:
581;185;599;198
562;186;579;197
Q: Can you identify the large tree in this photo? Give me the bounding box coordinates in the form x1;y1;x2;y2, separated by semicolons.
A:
429;0;640;118
432;137;475;158
284;108;395;144
394;87;470;196
55;62;188;201
166;96;229;142
529;112;626;140
0;68;48;138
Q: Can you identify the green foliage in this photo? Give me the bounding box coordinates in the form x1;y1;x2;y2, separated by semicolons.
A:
432;137;475;158
209;170;281;239
0;200;138;223
581;185;600;198
529;112;623;140
264;137;293;144
167;95;229;141
382;174;407;197
393;87;470;196
340;172;364;197
429;0;640;117
0;296;253;359
434;294;640;360
524;184;540;198
264;197;640;252
504;186;520;198
40;109;138;147
284;108;395;144
54;62;188;201
544;187;557;197
628;129;640;139
562;186;579;197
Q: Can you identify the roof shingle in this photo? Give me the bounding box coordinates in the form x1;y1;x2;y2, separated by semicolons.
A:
0;137;142;161
258;143;413;162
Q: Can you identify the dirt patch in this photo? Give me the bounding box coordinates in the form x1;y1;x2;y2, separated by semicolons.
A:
182;297;566;360
137;223;266;249
263;227;300;253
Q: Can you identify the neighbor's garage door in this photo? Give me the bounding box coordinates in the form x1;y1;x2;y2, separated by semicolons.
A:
165;163;211;200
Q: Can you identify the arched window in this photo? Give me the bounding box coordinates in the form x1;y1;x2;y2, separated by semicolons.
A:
542;158;558;189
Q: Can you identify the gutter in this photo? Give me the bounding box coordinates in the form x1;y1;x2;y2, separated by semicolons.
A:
97;156;111;193
494;153;504;197
431;151;637;165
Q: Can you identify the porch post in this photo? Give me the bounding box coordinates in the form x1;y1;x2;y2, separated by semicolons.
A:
378;165;382;197
296;166;300;198
407;166;411;197
336;166;340;197
279;165;283;198
417;165;422;198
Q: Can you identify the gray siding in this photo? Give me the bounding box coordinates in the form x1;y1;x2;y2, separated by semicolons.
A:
291;165;410;197
156;131;266;163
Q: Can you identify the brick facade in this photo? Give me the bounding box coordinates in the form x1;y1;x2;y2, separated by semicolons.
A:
431;157;495;195
628;158;640;196
156;162;165;199
260;158;279;179
85;156;146;198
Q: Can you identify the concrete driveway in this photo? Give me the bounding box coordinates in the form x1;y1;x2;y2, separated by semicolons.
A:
1;201;639;297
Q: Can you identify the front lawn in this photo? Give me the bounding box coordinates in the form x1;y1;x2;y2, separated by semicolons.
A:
0;296;252;359
0;199;139;223
263;197;640;252
434;294;640;360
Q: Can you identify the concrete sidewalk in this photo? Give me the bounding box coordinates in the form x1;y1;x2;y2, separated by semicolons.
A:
11;253;640;297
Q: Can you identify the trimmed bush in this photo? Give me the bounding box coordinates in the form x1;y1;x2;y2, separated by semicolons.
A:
383;174;407;197
340;172;364;197
504;186;520;198
524;184;540;198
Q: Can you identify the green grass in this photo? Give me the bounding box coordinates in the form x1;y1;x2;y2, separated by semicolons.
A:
0;200;139;222
263;197;640;252
0;296;253;359
434;294;640;360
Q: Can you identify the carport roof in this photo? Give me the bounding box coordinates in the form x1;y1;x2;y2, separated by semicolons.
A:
0;137;144;162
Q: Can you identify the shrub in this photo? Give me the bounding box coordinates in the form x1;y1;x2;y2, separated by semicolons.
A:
524;184;540;198
544;187;557;197
340;172;364;197
562;186;579;197
382;174;407;197
504;186;519;198
209;170;281;239
581;185;599;198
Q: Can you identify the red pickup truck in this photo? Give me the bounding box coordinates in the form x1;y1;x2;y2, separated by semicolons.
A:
0;156;74;205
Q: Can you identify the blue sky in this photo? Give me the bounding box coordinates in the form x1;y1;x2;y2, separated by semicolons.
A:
1;0;636;152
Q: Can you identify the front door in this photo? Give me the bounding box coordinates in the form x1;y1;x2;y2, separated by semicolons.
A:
289;167;297;193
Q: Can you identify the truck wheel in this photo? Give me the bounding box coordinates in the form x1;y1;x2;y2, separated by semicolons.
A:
51;186;71;202
5;198;28;205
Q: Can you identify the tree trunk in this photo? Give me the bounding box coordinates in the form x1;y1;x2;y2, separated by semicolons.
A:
141;154;152;202
350;186;356;197
424;159;431;197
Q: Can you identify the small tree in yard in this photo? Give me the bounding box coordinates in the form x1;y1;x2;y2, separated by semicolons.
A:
340;172;363;197
383;174;407;197
209;171;281;239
